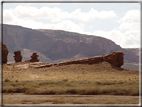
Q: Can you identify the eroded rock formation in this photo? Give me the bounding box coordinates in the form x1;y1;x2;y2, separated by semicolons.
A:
55;55;104;66
30;53;39;62
55;51;124;67
104;51;124;67
2;42;8;63
14;50;22;62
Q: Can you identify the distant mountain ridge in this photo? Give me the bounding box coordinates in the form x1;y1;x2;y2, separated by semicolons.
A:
2;24;139;64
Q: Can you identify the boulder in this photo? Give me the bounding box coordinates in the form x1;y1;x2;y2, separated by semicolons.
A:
2;42;8;63
30;53;39;62
13;50;22;62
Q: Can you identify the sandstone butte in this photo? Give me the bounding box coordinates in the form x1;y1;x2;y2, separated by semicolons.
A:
2;42;124;68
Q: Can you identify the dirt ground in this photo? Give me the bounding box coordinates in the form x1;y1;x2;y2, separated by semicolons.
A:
3;93;139;100
3;93;139;104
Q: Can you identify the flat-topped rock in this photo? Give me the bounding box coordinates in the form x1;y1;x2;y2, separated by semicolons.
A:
13;62;53;69
55;55;104;66
55;51;124;67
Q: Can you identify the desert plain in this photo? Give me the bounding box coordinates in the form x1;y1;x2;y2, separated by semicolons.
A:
2;61;140;105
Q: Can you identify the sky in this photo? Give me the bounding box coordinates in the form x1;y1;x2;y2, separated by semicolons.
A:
2;1;141;48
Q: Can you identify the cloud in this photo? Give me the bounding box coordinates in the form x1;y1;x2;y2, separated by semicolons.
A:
118;10;140;48
118;10;140;23
51;20;84;33
118;10;140;31
3;5;117;23
92;29;140;48
3;4;117;35
4;17;84;34
3;9;15;23
13;5;65;20
70;8;117;22
92;9;140;48
93;30;123;45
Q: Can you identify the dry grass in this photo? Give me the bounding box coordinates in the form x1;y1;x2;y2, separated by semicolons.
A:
3;62;139;96
3;79;139;96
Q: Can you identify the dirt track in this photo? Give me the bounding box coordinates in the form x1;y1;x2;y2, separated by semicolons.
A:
3;93;139;100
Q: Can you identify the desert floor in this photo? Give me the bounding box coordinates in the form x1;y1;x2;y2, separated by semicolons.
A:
2;61;140;104
3;93;139;104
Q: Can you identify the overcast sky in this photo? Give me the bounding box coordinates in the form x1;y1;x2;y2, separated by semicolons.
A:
3;2;140;48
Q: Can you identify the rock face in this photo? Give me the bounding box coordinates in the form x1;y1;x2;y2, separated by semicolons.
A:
2;42;8;63
104;51;124;67
13;50;22;62
30;53;39;62
55;51;124;67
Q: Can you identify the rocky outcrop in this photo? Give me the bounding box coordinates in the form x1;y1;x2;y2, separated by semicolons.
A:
55;51;124;67
13;50;22;62
2;42;8;63
55;56;104;66
88;56;104;64
30;53;39;62
29;62;52;68
104;51;124;67
13;62;53;69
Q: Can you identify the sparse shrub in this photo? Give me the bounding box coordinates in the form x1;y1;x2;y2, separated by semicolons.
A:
65;83;71;86
63;79;68;82
25;88;37;95
129;89;139;96
79;87;100;95
3;86;13;93
45;74;48;76
66;89;77;94
4;78;10;82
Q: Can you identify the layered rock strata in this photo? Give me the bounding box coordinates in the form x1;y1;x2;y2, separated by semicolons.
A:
13;51;22;62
